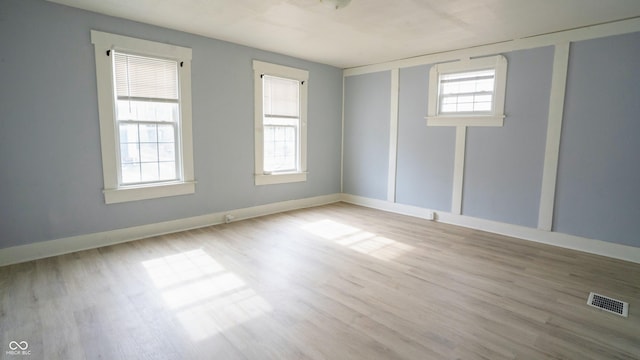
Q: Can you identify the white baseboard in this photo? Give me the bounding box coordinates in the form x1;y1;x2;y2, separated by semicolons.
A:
0;194;341;267
340;194;640;264
3;193;638;267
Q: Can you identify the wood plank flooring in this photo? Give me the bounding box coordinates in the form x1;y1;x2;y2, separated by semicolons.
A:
1;202;639;359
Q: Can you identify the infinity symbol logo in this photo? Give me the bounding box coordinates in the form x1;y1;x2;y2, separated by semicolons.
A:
9;341;28;350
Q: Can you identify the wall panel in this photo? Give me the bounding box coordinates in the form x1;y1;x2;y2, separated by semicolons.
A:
396;65;455;211
343;71;391;200
0;0;343;248
554;32;640;247
462;47;554;227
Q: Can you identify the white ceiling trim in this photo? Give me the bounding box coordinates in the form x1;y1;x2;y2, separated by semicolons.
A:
344;17;640;76
47;0;640;68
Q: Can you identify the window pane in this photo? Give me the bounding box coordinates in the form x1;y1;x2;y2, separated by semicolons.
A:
120;143;140;164
263;76;299;117
442;97;457;105
439;69;495;114
459;81;476;93
475;94;492;103
474;102;492;111
139;123;157;142
158;143;175;162
441;103;457;112
141;163;160;182
116;100;178;122
476;79;494;92
119;123;138;143
458;103;473;112
159;162;177;180
264;125;297;172
122;163;141;183
140;143;159;162
118;120;178;186
458;95;474;104
158;124;175;142
441;83;458;95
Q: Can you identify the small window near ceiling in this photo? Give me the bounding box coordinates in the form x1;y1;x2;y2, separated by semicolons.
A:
439;69;495;114
427;55;507;127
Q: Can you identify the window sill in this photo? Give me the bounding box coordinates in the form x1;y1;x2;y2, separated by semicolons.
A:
104;181;196;204
425;115;504;127
255;172;307;186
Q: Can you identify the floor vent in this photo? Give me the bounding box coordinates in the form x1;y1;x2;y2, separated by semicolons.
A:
587;292;628;317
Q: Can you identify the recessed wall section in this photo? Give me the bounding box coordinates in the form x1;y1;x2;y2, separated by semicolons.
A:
396;65;455;211
343;71;391;200
554;32;640;247
462;46;554;227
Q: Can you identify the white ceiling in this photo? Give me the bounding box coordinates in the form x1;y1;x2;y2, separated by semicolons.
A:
48;0;640;68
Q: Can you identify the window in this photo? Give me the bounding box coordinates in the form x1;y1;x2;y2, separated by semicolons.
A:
91;30;195;204
253;60;308;185
115;53;180;184
426;55;507;127
263;75;299;173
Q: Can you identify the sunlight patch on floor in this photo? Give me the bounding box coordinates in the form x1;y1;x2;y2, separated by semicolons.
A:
300;219;360;240
174;288;272;342
161;273;246;309
301;219;414;261
142;249;226;288
142;249;273;342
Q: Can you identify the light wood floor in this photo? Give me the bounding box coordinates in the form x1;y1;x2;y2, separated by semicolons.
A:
1;203;639;359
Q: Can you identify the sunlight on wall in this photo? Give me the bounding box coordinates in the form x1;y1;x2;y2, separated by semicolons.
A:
142;249;272;342
301;219;414;261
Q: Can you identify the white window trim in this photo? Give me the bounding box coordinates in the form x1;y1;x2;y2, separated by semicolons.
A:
253;60;308;186
91;30;195;204
426;55;507;127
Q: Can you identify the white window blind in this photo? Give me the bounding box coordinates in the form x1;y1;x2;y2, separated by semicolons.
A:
262;75;300;173
438;69;495;114
113;52;180;185
114;53;178;101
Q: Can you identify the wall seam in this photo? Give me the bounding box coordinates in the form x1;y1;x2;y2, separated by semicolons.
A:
340;74;345;192
451;126;467;214
387;68;400;202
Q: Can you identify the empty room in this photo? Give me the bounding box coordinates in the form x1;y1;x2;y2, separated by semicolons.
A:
1;0;640;358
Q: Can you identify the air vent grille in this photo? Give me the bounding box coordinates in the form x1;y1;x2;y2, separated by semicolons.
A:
587;292;628;317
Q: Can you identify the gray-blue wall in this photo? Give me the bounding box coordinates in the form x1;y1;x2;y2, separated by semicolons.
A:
554;32;640;247
463;47;554;227
0;0;343;248
396;65;455;211
342;34;640;248
2;0;639;251
343;71;391;200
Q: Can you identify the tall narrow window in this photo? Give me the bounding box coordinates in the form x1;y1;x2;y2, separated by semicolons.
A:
263;75;300;173
115;53;180;185
253;61;308;185
92;31;195;204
